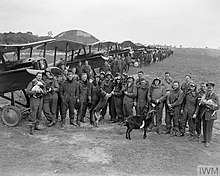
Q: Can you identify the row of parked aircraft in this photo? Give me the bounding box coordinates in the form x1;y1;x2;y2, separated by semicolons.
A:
0;37;171;127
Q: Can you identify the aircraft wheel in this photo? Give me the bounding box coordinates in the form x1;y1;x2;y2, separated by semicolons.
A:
1;105;21;127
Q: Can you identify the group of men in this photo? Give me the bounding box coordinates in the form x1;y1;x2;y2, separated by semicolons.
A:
26;58;219;148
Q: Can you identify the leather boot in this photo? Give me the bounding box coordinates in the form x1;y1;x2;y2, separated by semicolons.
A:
34;122;41;130
29;123;34;135
60;118;65;127
70;119;77;126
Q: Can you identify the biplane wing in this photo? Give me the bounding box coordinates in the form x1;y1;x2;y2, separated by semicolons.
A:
37;39;86;52
91;41;117;49
0;39;56;54
0;68;41;94
120;40;135;49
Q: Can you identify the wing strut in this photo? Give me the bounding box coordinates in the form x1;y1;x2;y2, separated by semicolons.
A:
71;50;74;61
17;47;20;60
54;47;57;66
43;43;47;57
64;43;69;67
0;51;8;71
30;47;33;57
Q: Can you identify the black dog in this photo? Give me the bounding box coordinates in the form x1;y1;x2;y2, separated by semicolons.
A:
124;109;156;140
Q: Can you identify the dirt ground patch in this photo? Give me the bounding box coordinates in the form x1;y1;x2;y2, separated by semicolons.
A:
1;48;220;176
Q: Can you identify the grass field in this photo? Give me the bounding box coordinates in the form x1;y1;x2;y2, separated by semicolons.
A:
0;48;220;176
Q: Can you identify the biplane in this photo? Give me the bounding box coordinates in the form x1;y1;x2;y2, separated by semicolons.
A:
91;40;132;57
0;39;112;127
0;39;63;127
38;39;109;69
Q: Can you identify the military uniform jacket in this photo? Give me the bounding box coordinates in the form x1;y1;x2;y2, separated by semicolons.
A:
59;80;79;101
182;91;199;115
161;78;173;94
78;80;91;102
102;79;114;93
167;88;184;108
201;91;219;120
124;83;137;100
43;76;59;94
136;84;148;104
148;84;166;103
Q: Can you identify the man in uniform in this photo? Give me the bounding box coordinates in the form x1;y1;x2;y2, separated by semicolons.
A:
26;72;45;135
125;53;132;72
43;69;59;127
196;82;207;138
135;71;149;88
76;61;83;79
136;78;149;116
111;57;119;77
59;70;79;127
82;60;92;79
77;73;91;126
123;76;137;119
167;81;184;136
100;72;115;121
148;78;166;134
200;82;219;147
161;72;173;134
100;61;111;74
181;75;193;94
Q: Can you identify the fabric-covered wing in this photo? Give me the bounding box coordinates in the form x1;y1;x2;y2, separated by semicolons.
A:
91;41;117;49
0;39;55;53
37;39;86;52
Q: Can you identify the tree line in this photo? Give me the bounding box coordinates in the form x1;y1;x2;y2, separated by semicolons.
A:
0;31;52;44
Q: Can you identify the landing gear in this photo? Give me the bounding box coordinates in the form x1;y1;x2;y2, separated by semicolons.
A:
1;105;21;127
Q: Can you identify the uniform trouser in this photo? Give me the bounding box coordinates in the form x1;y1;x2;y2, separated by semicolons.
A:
155;103;164;131
61;96;76;121
166;106;181;132
179;112;188;134
172;106;181;132
43;93;58;122
188;116;197;136
165;104;173;131
101;97;114;119
148;103;163;130
126;63;130;72
136;102;147;116
196;117;202;136
203;119;214;143
196;109;203;136
123;98;133;118
113;96;123;120
50;93;58;118
77;101;88;122
56;95;63;120
29;97;43;124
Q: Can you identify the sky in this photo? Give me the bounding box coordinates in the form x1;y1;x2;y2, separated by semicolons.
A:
0;0;220;48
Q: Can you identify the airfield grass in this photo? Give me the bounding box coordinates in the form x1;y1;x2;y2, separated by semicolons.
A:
0;48;220;176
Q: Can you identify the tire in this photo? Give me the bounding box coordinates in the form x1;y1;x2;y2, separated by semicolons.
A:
1;105;21;127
